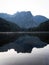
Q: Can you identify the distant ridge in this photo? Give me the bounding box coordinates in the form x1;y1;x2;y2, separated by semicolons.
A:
0;11;48;28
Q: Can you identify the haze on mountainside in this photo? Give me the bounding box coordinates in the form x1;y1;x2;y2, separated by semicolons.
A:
0;11;48;28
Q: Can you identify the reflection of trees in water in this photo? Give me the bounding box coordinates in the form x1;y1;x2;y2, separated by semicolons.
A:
28;33;49;44
0;33;21;46
0;33;49;53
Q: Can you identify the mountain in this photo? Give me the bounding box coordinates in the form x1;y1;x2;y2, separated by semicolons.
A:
28;20;49;31
36;20;49;31
0;11;48;28
0;12;36;28
33;15;48;25
0;18;20;32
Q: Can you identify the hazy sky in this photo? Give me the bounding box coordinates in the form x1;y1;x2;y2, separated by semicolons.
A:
0;0;49;18
0;45;49;65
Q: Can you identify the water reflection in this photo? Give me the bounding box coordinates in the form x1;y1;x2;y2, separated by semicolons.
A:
0;33;49;65
0;35;48;53
0;45;49;65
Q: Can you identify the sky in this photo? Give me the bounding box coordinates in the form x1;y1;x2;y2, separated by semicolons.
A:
0;0;49;18
0;45;49;65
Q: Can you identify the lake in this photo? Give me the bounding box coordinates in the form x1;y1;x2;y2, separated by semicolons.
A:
0;32;49;65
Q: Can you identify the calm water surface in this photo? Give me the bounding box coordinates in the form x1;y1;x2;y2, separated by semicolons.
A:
0;33;49;65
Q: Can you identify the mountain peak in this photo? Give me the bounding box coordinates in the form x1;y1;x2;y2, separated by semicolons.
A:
0;11;48;28
13;11;33;17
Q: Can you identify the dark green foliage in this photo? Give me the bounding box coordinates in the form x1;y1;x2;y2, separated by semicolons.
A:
0;18;20;46
0;18;20;32
36;20;49;31
28;20;49;31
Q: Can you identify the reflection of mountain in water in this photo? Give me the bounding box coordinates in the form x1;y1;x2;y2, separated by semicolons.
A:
0;35;47;53
28;33;49;44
